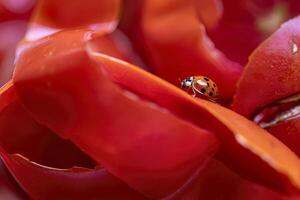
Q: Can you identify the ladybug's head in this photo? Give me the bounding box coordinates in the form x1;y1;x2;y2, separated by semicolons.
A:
180;76;194;89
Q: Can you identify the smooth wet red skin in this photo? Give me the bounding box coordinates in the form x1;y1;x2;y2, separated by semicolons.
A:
31;0;120;29
233;16;300;118
120;0;242;101
169;159;300;200
15;29;127;70
0;83;148;200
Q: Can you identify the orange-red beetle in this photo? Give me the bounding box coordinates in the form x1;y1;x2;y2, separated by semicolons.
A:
180;76;218;101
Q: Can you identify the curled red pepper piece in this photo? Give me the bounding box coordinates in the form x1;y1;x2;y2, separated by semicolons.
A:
232;16;300;156
233;16;300;117
2;154;147;200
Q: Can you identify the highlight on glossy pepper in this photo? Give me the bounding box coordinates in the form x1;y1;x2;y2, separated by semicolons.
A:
0;0;299;199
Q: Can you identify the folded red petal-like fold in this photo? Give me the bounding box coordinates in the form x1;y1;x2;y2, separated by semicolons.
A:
21;0;145;69
120;0;242;101
0;82;96;169
1;154;147;200
0;82;148;200
22;0;121;45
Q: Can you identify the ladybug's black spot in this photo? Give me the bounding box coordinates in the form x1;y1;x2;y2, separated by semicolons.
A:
204;77;209;81
200;88;206;94
212;88;215;91
213;83;216;87
209;92;213;97
206;82;210;87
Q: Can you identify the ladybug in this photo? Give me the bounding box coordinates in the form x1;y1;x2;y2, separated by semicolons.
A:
180;76;218;101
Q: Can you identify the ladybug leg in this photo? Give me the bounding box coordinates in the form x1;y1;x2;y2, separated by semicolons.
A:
191;88;197;97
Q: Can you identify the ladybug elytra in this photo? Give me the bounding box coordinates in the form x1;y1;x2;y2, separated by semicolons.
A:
180;76;218;101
